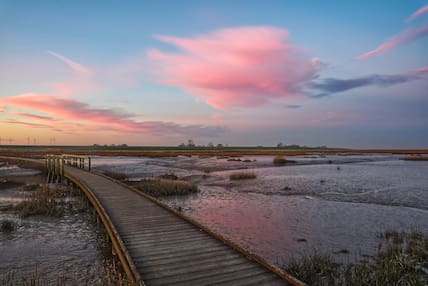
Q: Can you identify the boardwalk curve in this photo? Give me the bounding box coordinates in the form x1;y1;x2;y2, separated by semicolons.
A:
2;156;303;286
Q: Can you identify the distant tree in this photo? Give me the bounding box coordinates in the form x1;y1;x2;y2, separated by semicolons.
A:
216;143;223;148
187;139;195;148
208;142;214;148
277;142;283;148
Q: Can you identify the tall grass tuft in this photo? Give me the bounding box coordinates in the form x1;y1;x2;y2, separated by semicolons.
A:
0;220;16;232
229;172;257;180
285;252;339;286
13;186;64;218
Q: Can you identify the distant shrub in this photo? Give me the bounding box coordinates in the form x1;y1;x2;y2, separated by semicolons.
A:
273;156;287;165
229;172;257;180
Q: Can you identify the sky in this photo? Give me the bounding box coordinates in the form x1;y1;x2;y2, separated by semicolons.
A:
0;0;427;148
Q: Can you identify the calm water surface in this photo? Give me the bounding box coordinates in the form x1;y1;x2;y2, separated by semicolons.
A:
93;154;428;265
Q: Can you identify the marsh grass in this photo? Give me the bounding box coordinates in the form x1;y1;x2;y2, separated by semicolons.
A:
283;230;428;285
229;172;257;180
131;178;198;197
285;252;339;286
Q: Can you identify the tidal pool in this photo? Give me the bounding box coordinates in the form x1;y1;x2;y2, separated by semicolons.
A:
93;154;428;265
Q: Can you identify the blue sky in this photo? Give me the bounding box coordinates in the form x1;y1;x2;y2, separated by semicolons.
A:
1;0;427;148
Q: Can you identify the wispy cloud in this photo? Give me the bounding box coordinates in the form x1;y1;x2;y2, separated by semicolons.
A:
356;23;428;60
1;93;226;136
312;67;428;97
148;26;320;109
47;50;92;74
407;4;428;22
14;112;56;121
6;120;57;130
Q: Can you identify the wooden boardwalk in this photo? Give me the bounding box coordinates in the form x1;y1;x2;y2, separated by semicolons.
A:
3;156;301;286
66;166;299;286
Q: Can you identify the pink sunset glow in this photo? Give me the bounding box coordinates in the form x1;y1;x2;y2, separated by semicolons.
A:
1;93;225;136
148;26;319;109
357;23;428;60
407;4;428;22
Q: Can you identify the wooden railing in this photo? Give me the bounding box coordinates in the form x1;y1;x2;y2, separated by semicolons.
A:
46;154;91;183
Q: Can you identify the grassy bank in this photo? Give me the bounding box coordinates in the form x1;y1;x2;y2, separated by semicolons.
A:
283;230;428;285
401;156;428;161
2;148;428;160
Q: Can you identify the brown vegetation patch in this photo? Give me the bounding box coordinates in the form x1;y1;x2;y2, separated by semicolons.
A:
273;156;296;165
229;172;257;180
130;178;198;197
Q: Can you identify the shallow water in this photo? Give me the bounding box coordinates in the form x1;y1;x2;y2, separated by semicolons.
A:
93;154;428;265
0;168;106;284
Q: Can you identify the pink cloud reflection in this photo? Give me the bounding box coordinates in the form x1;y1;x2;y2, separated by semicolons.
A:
148;26;319;109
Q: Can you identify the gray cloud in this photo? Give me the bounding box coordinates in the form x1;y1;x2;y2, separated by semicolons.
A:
311;68;428;98
285;104;302;109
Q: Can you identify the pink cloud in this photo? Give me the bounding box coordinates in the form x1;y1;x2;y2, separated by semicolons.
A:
1;93;225;136
47;50;92;75
148;26;320;109
357;23;428;60
407;4;428;22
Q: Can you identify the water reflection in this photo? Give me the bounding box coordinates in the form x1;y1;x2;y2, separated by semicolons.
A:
93;154;428;264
